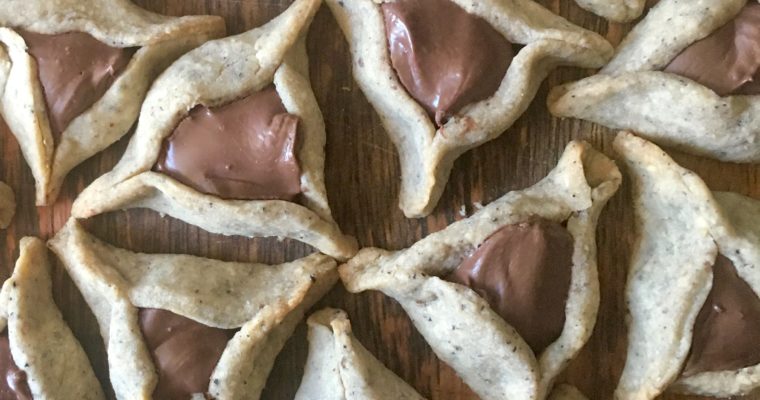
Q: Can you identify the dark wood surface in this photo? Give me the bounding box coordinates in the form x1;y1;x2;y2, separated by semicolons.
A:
1;0;758;399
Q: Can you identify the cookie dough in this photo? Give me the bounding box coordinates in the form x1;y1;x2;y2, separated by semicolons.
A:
0;237;104;399
295;308;426;400
325;0;613;217
549;0;760;163
0;0;225;204
49;218;338;400
339;140;621;399
614;132;760;398
70;0;357;260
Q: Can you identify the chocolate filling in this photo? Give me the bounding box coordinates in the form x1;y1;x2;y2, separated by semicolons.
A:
138;308;236;399
664;3;760;96
154;85;302;201
0;331;32;400
681;254;760;376
381;0;514;126
18;30;136;138
446;218;574;354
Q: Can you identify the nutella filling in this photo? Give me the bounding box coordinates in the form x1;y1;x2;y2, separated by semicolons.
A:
138;308;236;399
681;254;760;376
381;0;514;126
664;3;760;96
154;85;302;201
18;30;136;138
446;218;574;354
0;332;32;400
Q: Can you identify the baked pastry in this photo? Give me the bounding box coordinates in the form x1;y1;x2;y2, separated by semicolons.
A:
548;385;588;400
48;219;338;400
549;0;760;163
614;132;760;399
70;0;357;260
0;181;14;228
324;0;613;217
339;141;621;399
0;237;104;399
574;0;645;22
0;0;225;205
294;308;425;400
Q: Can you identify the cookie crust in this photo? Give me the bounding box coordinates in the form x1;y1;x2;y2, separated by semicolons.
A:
295;308;426;400
0;237;104;399
573;0;645;22
0;0;225;204
614;132;760;399
340;141;621;399
325;0;613;217
71;0;357;260
49;219;338;400
549;0;760;163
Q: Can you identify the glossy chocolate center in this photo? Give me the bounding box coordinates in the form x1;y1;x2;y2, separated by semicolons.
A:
138;308;235;399
18;30;136;138
681;254;760;376
381;0;514;126
0;332;32;400
447;218;574;354
154;85;302;201
664;3;760;96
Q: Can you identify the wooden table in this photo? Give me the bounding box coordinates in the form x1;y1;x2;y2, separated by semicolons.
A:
1;0;758;399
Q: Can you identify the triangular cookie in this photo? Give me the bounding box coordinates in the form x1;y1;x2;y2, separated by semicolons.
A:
613;132;760;399
0;237;104;399
574;0;645;22
70;0;357;260
0;181;13;228
49;219;338;400
295;308;426;400
324;0;613;217
339;141;621;399
549;0;760;163
0;0;225;205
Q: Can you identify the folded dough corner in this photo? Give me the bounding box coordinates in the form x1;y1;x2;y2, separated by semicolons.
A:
339;140;622;400
49;218;338;400
573;0;645;22
325;0;613;218
0;0;226;205
549;0;760;163
0;237;104;399
613;131;760;399
69;0;357;261
295;308;426;400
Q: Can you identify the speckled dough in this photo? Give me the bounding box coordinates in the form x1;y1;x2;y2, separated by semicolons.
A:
294;308;426;400
0;181;14;228
573;0;645;22
325;0;613;218
0;237;104;399
340;141;621;399
70;0;357;261
613;132;760;399
0;0;225;205
548;0;760;163
49;219;338;400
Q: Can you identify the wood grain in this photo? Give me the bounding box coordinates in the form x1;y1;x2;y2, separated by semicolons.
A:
1;0;758;399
